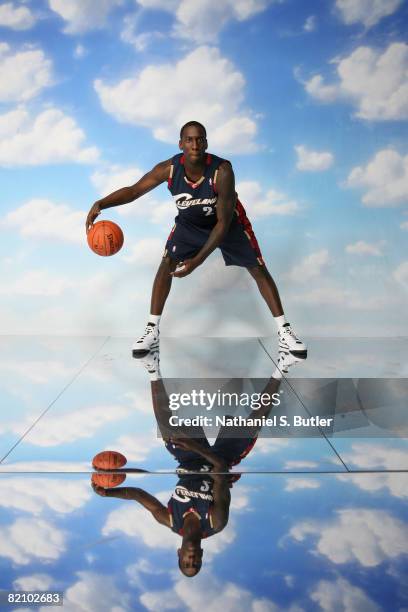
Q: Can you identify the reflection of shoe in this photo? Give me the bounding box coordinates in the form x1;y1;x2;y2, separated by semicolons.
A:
133;348;161;378
278;323;307;355
132;323;159;356
277;351;307;374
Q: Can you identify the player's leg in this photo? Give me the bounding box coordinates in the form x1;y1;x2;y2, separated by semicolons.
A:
132;256;176;355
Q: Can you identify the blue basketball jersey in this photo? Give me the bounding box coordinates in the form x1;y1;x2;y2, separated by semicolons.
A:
167;153;227;228
167;474;217;538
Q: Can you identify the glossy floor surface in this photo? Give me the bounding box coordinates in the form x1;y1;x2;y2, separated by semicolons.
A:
0;336;407;611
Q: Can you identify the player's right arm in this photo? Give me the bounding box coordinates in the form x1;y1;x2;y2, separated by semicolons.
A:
85;158;171;232
92;483;171;526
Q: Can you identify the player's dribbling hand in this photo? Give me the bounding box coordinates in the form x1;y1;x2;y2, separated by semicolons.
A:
91;481;107;496
85;202;101;233
171;258;199;278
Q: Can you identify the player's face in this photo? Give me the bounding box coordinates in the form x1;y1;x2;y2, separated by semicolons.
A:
178;545;203;576
179;126;207;163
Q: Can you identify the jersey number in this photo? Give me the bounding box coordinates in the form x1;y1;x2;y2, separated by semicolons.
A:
203;206;214;216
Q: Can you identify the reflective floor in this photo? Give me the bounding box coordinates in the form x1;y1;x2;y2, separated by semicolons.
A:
0;336;407;610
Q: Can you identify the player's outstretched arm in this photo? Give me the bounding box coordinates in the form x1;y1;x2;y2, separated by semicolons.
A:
210;474;231;532
172;162;236;277
85;158;171;232
92;483;171;526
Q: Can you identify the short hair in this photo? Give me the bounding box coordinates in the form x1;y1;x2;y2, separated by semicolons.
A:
180;121;207;139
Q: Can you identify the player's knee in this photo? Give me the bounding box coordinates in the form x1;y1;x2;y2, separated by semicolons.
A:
247;264;267;281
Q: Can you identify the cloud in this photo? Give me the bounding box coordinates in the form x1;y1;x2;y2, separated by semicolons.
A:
393;261;408;287
335;0;403;28
136;0;272;44
0;43;52;102
284;460;319;469
285;478;321;492
63;571;131;612
346;149;408;206
141;570;283;612
289;508;408;566
94;46;259;154
287;249;329;283
73;44;87;59
121;238;165;266
4;404;131;447
295;145;334;171
303;15;316;32
0;269;75;297
0;518;66;565
48;0;123;34
400;220;408;230
345;240;385;256
13;574;53;592
0;107;99;167
0;2;36;30
1;199;85;244
103;504;178;548
304;42;408;121
310;577;380;612
0;478;90;514
236;181;300;218
121;15;164;51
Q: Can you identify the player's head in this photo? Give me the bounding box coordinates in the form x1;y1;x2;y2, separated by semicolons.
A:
177;543;203;577
179;121;207;162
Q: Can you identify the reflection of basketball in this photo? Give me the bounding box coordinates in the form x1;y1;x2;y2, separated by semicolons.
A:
92;450;127;470
92;472;126;488
87;220;124;256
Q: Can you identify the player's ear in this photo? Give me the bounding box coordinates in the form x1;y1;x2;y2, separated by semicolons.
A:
178;140;183;151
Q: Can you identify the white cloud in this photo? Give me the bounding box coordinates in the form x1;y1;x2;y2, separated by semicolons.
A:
284;460;319;469
0;269;75;297
110;431;162;461
0;478;90;514
303;15;316;32
393;260;408;287
0;44;52;102
236;181;300;218
1;199;85;244
94;46;259;154
304;42;408;121
295;145;334;171
121;238;164;266
48;0;123;34
91;164;142;196
400;220;408;230
289;508;408;566
103;504;178;548
0;518;66;565
0;2;36;30
13;574;53;592
141;570;282;612
345;240;385;256
285;478;321;492
346;149;408;206
310;577;380;612
74;44;87;59
136;0;272;44
0;107;99;167
335;0;402;28
5;404;131;446
121;15;164;51
287;249;329;283
63;571;131;612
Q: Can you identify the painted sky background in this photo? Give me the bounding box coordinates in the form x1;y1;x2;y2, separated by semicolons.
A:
0;0;407;337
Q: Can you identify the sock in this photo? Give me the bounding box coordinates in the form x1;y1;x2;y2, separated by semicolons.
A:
148;314;161;327
274;314;287;331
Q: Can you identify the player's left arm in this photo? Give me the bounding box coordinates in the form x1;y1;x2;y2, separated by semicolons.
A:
210;473;231;532
172;162;236;278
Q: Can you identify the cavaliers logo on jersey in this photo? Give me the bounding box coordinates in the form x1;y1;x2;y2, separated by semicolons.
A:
174;193;217;210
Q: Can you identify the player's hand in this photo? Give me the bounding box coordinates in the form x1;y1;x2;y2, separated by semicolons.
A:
86;202;101;233
171;258;199;278
91;481;107;496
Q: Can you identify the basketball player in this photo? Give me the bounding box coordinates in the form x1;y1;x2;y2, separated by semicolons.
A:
86;122;306;356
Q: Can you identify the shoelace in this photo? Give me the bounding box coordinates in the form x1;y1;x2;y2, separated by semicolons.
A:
138;325;156;341
283;326;299;341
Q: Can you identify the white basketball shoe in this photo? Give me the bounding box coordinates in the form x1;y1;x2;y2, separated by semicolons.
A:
278;323;307;355
277;351;307;375
131;323;159;356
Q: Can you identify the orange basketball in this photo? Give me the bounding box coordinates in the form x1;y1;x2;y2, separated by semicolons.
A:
92;450;127;470
92;472;126;488
87;220;124;256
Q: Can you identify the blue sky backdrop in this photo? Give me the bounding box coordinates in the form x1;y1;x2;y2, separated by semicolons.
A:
0;0;407;336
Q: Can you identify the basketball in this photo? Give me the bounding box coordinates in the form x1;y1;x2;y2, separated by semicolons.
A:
92;450;127;470
92;472;126;488
87;220;124;256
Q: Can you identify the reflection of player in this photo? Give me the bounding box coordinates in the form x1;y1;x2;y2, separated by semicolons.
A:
92;373;283;577
85;121;306;357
